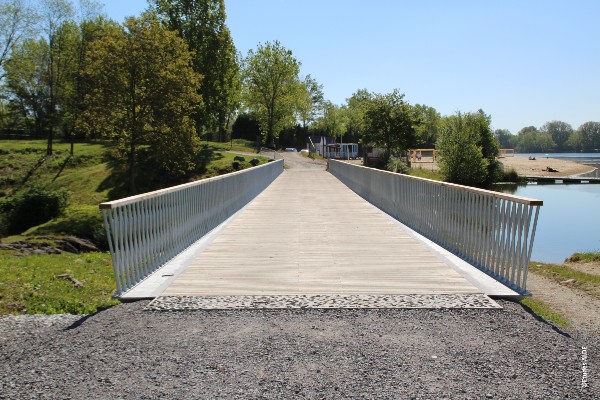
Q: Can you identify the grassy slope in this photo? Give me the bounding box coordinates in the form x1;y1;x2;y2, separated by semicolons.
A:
0;139;263;315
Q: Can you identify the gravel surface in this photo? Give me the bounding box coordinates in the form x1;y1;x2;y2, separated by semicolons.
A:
1;300;598;399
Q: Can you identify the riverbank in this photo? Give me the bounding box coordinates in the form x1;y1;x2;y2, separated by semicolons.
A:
498;155;595;178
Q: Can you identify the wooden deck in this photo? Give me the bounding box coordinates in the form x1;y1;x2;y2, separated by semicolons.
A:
160;168;484;297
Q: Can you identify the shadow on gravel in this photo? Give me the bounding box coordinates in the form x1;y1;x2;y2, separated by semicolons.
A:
512;299;572;338
64;304;120;331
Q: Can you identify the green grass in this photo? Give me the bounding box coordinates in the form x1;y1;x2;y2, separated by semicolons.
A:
519;297;570;328
201;139;258;153
0;250;119;315
565;251;600;263
529;261;600;299
408;168;443;181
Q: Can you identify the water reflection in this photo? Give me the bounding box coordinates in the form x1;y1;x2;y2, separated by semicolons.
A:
496;183;600;263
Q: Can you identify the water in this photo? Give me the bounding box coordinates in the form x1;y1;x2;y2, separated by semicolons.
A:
498;153;600;262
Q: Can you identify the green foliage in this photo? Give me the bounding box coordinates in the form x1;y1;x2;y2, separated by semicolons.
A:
363;89;420;158
541;121;573;152
151;0;241;136
242;40;303;148
413;104;441;148
437;111;500;187
516;126;556;153
312;101;347;140
530;261;600;300
577;121;600;152
408;168;442;181
1;187;68;235
232;112;261;141
82;12;201;194
500;168;521;183
565;251;600;263
519;297;570;329
0;250;120;315
494;128;516;149
386;156;409;174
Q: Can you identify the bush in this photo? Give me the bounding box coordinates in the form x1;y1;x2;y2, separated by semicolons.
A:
0;188;69;235
501;168;521;183
232;161;241;170
249;158;260;166
386;156;409;174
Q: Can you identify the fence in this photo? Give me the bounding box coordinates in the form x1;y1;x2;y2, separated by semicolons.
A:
100;160;284;296
329;160;542;294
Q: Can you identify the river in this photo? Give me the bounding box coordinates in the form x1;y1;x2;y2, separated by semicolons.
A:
497;153;600;263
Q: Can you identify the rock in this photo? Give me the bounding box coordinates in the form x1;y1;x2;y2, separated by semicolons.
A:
560;279;576;284
61;237;99;253
58;241;79;254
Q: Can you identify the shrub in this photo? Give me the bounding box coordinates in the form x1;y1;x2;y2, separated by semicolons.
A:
249;158;260;166
386;156;409;174
501;168;521;183
1;188;69;234
232;161;241;170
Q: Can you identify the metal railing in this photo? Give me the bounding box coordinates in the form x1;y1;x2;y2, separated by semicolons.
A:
329;160;542;294
100;160;284;296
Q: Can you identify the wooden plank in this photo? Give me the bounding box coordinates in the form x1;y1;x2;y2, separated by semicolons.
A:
161;169;483;297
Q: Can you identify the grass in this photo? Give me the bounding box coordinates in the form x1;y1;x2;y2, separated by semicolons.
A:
519;297;570;328
529;261;600;300
201;138;259;153
565;251;600;263
408;168;443;181
0;250;119;315
0;138;268;315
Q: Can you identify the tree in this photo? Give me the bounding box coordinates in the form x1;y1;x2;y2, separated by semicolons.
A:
413;104;441;148
296;74;324;128
344;89;373;155
83;12;202;194
313;100;346;141
242;40;302;148
494;128;516;149
541;120;573;152
516;126;556;153
4;38;50;135
39;0;75;154
578;121;600;152
363;89;420;159
437;111;500;187
151;0;241;138
0;0;37;78
231;112;260;141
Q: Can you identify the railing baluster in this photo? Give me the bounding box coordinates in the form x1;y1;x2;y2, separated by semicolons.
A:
100;160;284;296
328;160;542;294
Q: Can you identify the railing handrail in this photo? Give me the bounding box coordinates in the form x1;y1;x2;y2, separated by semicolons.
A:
338;161;543;206
328;160;543;294
100;161;278;210
101;159;284;296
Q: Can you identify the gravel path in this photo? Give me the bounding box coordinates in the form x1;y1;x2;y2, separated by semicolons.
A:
1;300;598;399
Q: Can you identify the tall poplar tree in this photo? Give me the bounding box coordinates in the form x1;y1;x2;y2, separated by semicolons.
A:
151;0;241;139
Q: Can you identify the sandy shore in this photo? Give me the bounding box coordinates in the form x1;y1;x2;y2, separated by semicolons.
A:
499;155;596;178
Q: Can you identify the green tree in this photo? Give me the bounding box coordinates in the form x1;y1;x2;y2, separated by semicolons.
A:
516;126;555;153
344;89;373;159
296;74;324;128
413;104;441;148
541;120;572;152
437;111;500;187
0;0;37;77
578;121;600;152
363;89;420;159
313;100;346;141
4;38;50;135
151;0;241;139
83;12;202;194
39;0;76;154
494;128;516;149
242;40;302;148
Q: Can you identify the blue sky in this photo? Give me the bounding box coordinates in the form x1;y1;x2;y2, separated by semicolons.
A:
104;0;599;134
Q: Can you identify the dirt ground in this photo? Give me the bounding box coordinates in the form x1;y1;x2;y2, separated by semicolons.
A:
499;155;595;177
527;263;600;335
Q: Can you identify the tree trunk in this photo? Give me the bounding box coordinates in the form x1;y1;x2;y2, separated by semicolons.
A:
128;143;136;195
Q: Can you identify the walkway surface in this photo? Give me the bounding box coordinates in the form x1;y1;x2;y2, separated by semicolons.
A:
124;154;518;308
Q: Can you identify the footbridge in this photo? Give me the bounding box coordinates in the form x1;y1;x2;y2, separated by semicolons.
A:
100;155;542;309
